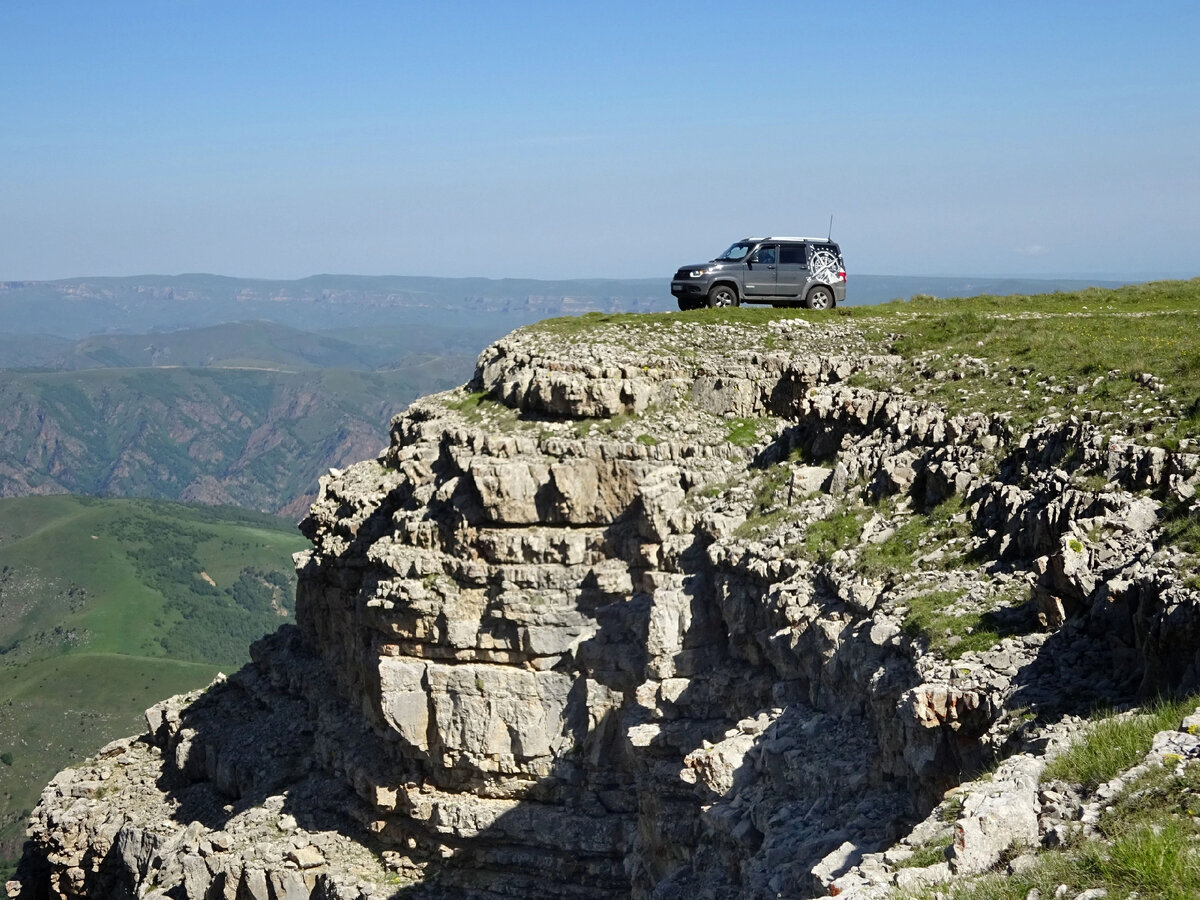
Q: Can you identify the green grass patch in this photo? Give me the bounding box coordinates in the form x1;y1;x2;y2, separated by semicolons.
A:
1079;818;1200;900
445;388;524;430
836;280;1200;435
895;840;949;869
528;305;819;339
1098;758;1200;834
1071;472;1111;492
524;310;656;337
733;450;824;538
1159;496;1200;555
938;792;965;822
899;588;1009;659
903;817;1200;899
446;390;489;413
0;495;308;868
529;282;1200;453
804;507;869;563
725;417;765;447
857;521;923;576
905;738;1200;900
1043;695;1200;791
734;466;794;538
857;496;971;578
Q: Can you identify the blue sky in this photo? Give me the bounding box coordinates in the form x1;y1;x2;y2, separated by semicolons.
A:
1;1;1197;280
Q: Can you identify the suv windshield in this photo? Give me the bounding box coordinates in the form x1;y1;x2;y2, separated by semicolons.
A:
715;242;753;261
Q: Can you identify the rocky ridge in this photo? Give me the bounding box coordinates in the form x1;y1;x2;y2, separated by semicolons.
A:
14;309;1200;899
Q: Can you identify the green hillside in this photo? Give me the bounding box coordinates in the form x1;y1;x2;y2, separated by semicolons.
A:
0;495;309;872
56;321;380;371
0;320;489;373
0;364;463;516
0;334;72;369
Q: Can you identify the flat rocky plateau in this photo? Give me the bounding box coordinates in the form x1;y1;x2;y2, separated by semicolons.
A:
12;303;1200;899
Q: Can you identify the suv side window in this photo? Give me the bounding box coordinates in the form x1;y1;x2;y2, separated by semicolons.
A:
750;244;777;264
779;243;806;266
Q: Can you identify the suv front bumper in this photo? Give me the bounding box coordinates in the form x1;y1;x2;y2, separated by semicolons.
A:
670;280;707;298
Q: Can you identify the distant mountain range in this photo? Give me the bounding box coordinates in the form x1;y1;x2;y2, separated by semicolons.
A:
0;351;466;517
0;274;667;338
0;272;1132;339
0;319;479;372
0;272;1138;516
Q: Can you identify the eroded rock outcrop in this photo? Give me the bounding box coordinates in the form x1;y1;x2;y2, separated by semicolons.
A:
16;313;1200;899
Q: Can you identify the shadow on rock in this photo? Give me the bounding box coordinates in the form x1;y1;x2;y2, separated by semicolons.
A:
142;626;391;882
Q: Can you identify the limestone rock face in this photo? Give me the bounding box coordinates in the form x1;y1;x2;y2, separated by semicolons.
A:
17;314;1200;899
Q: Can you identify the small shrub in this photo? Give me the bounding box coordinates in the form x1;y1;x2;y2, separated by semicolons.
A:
1072;472;1110;492
938;792;965;822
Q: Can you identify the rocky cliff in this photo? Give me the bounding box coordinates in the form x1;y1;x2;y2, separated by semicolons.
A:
13;305;1200;899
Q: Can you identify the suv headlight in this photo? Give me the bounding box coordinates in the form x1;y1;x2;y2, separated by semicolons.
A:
689;269;707;277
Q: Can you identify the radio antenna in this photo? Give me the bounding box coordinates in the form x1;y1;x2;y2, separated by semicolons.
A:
827;215;834;241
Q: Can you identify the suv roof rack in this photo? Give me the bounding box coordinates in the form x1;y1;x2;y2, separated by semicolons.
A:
742;236;832;243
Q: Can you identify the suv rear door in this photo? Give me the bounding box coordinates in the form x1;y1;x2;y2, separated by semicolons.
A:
807;242;844;286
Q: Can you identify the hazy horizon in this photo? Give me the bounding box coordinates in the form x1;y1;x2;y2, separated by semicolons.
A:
1;269;1191;286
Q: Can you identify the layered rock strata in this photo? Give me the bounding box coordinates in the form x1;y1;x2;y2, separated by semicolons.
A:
16;314;1200;899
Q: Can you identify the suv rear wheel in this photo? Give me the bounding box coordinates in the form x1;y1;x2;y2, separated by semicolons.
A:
707;284;739;308
804;286;834;310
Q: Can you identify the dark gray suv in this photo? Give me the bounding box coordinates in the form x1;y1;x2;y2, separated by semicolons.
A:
671;236;847;310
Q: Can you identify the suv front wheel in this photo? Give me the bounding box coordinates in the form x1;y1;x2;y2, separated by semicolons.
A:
707;284;739;308
805;286;834;310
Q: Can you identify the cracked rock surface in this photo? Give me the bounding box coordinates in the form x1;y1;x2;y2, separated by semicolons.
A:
15;313;1200;899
